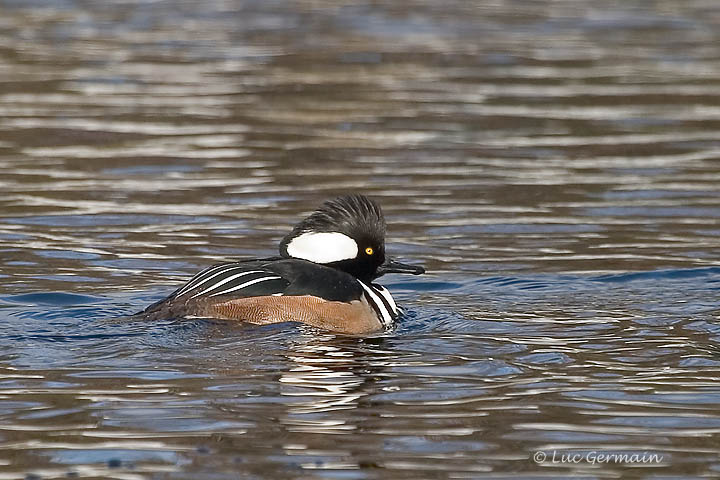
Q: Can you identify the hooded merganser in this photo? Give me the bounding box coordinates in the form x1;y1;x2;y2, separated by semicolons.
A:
136;195;425;334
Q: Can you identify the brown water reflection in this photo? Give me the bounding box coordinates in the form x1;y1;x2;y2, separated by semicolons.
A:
2;0;720;478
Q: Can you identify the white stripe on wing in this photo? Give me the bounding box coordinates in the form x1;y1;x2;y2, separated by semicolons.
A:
207;276;283;297
174;263;232;297
188;270;268;299
176;265;260;297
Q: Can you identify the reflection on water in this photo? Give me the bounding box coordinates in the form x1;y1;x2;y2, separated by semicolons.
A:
2;0;720;478
281;335;368;418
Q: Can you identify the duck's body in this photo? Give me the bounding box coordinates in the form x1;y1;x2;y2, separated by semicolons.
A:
136;195;424;334
139;257;401;334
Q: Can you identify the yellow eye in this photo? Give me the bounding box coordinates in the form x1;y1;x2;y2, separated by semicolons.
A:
365;247;374;255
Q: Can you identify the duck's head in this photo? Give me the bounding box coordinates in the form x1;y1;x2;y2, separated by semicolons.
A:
279;195;425;283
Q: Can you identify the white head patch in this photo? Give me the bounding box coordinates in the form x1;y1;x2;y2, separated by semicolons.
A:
285;232;359;264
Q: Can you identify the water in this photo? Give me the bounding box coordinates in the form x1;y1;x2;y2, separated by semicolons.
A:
1;0;720;478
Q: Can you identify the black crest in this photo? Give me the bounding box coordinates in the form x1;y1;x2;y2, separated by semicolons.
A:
279;195;387;257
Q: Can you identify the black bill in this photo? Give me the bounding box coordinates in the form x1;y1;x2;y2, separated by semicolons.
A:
376;257;425;278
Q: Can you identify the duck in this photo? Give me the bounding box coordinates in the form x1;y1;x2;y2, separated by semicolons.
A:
136;194;425;334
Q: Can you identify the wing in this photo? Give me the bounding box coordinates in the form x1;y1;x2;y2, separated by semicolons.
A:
136;258;366;321
170;260;290;300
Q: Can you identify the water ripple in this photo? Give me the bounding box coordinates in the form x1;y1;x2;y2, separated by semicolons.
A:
1;0;720;478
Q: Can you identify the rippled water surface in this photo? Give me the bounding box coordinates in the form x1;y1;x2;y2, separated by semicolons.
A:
2;1;720;478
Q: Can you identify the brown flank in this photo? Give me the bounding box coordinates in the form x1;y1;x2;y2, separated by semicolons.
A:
203;295;384;334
